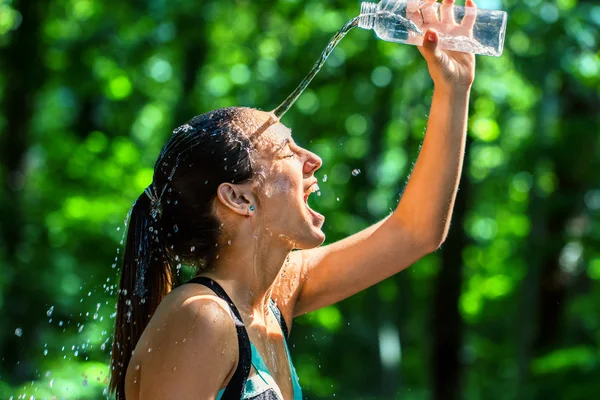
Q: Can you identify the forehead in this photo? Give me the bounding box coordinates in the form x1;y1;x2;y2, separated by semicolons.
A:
250;110;292;144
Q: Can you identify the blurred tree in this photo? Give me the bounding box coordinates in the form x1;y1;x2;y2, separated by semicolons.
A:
0;0;47;383
0;0;599;399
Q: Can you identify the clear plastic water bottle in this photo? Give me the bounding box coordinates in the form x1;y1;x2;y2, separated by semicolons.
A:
358;0;508;57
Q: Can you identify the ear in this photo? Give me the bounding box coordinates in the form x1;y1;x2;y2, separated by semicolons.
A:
216;182;255;217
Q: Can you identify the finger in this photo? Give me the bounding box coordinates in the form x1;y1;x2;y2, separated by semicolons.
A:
406;0;420;13
406;0;424;29
420;0;438;24
440;0;456;25
461;0;477;30
418;28;444;65
406;12;424;32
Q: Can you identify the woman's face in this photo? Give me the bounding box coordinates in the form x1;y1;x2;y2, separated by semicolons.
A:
249;110;325;249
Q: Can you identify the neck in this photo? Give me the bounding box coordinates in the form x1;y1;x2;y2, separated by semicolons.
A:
199;223;292;321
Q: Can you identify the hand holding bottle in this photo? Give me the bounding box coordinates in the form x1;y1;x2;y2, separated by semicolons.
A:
405;0;477;45
416;0;476;92
359;0;507;57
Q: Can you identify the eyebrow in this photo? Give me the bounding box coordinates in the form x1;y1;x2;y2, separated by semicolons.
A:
277;138;291;152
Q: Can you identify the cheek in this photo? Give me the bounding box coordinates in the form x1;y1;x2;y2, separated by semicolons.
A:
261;162;299;199
271;175;293;194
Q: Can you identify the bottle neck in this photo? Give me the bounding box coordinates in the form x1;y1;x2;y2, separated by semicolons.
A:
358;2;378;30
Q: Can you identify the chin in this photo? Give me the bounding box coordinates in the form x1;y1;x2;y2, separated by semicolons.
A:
295;231;325;250
285;216;326;250
296;216;326;249
309;228;326;247
282;197;326;249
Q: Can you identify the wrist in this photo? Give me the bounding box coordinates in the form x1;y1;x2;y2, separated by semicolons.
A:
433;82;472;98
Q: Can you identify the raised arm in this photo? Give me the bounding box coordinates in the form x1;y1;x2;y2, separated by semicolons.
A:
276;5;477;318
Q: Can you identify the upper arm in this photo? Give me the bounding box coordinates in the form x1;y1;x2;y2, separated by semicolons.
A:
290;214;435;316
136;296;238;400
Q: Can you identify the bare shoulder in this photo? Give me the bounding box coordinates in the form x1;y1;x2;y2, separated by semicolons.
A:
131;284;238;398
145;283;238;349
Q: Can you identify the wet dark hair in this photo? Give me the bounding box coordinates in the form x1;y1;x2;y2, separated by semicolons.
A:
109;106;261;399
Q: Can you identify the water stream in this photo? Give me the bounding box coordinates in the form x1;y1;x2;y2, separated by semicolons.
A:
272;17;360;119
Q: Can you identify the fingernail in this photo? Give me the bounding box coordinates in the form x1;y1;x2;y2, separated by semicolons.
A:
428;32;436;41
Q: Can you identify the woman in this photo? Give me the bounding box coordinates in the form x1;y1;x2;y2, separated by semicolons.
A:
109;2;476;398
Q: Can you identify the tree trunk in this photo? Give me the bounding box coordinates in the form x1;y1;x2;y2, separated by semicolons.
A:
370;83;399;398
431;139;471;400
173;12;208;125
0;0;46;381
515;75;557;391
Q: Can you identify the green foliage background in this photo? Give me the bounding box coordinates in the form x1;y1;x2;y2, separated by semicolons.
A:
0;0;599;399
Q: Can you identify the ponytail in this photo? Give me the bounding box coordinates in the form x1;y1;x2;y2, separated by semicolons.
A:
107;107;259;398
109;191;174;400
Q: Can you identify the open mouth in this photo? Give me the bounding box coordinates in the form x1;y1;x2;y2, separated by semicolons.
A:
304;182;319;204
303;181;324;227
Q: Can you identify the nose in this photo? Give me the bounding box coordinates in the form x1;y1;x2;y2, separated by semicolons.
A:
303;151;322;176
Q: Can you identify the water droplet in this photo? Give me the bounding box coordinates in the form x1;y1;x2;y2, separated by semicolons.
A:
135;364;140;370
190;246;196;252
15;328;22;337
317;191;322;197
352;169;361;176
43;349;48;356
149;227;154;232
148;348;152;352
50;378;54;388
46;306;54;317
227;240;232;245
173;225;179;233
322;174;328;182
336;197;340;201
117;226;121;231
